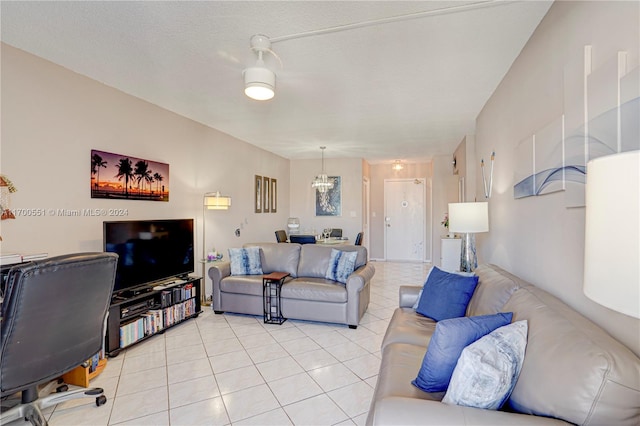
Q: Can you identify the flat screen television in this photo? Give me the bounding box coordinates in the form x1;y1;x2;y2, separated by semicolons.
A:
104;218;194;294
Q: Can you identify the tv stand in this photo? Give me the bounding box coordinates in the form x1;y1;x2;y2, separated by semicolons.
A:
105;276;202;357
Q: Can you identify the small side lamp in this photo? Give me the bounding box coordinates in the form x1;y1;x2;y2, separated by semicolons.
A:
448;202;489;272
583;151;639;318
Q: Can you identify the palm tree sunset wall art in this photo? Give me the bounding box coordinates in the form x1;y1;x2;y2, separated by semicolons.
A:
91;149;169;201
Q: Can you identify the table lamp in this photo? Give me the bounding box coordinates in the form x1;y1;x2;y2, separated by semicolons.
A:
448;202;489;272
583;151;639;318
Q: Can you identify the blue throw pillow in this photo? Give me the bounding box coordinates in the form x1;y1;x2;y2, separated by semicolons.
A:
412;267;476;309
415;266;479;321
443;320;528;409
412;312;513;393
228;247;263;275
325;249;358;284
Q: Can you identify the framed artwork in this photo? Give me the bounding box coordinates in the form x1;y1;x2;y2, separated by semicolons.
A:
270;178;277;213
255;175;262;213
91;149;169;201
263;177;270;213
316;176;341;216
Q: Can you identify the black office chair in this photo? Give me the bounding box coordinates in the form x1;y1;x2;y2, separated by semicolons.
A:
0;253;118;426
355;232;364;246
289;235;317;244
329;228;342;238
275;230;288;243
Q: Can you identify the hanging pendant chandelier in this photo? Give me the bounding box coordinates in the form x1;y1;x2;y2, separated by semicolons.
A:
311;146;334;193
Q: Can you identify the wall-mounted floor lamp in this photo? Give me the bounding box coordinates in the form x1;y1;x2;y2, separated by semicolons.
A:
202;191;231;304
448;202;489;272
583;151;639;318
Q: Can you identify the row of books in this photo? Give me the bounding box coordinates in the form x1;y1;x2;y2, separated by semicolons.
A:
119;298;197;348
160;283;195;308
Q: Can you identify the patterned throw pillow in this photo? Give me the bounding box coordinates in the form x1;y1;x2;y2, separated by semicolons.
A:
442;320;528;409
228;247;263;276
325;249;358;284
412;312;513;392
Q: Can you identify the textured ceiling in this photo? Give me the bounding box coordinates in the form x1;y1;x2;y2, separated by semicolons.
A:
1;1;552;163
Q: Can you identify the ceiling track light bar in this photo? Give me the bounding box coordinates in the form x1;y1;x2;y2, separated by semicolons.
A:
269;0;513;44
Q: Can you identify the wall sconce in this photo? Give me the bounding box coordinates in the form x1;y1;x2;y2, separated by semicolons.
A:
392;160;404;171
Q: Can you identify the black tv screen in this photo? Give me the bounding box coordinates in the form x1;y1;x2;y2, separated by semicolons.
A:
104;219;194;293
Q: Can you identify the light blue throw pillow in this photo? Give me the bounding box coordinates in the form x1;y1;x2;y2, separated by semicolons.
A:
325;249;358;284
442;320;528;410
415;266;479;321
412;312;513;393
228;247;263;276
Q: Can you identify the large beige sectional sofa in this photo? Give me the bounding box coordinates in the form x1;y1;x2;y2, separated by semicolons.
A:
367;264;640;425
208;242;375;328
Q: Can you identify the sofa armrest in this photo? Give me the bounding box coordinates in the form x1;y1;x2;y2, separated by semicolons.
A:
369;397;569;426
208;261;231;311
345;263;376;326
399;285;422;308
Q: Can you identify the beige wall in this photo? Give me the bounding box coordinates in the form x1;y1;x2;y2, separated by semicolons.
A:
0;43;290;288
368;162;433;261
289;157;363;241
475;1;639;355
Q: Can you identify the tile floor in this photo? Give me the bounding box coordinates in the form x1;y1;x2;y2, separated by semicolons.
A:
4;261;430;426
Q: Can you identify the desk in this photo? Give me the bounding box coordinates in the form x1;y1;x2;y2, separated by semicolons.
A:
316;238;349;246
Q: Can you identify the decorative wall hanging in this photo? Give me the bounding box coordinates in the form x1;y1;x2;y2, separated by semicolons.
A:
270;178;277;213
316;176;341;216
0;175;17;221
91;150;169;201
481;152;495;199
263;177;271;213
254;175;262;213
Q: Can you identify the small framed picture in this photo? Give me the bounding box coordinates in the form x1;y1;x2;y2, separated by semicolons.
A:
263;177;270;213
255;175;262;213
271;178;277;213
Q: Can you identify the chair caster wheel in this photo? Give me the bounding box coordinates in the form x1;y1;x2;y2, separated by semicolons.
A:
96;395;107;406
56;384;69;393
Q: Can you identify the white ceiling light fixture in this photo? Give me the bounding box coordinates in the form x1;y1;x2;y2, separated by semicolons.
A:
311;146;334;193
243;34;276;101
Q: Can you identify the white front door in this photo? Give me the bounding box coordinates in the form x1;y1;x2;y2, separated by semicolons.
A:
384;179;425;261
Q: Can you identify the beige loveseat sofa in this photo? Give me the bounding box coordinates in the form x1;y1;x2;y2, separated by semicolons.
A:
367;264;640;425
208;242;375;328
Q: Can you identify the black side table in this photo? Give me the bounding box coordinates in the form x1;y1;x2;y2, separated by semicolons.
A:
263;272;289;324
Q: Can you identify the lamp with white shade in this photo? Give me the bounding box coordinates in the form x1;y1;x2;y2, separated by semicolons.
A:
583;150;639;318
201;191;231;304
448;202;489;272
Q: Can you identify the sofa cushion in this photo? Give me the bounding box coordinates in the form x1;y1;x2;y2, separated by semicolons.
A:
412;312;513;393
298;244;367;278
228;247;262;275
467;264;526;316
503;285;640;426
325;249;358;284
374;342;445;403
220;275;264;296
281;278;347;303
443;320;528;410
381;308;437;350
244;242;300;278
415;267;479;321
